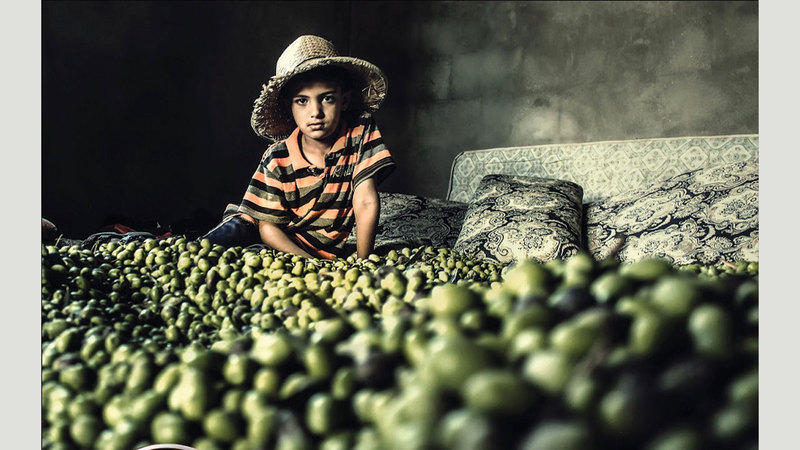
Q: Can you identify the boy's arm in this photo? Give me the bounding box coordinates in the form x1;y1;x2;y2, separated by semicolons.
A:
258;221;315;259
353;178;380;259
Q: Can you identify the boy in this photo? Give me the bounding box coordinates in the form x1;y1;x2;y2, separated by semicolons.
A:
204;35;394;260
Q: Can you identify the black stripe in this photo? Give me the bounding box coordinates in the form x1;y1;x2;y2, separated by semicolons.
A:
328;214;353;232
272;170;303;183
343;144;358;157
267;165;325;184
292;185;324;207
266;147;289;159
314;192;352;209
250;179;323;201
356;115;373;127
297;230;340;254
331;142;357;158
240;201;289;221
361;137;385;154
311;189;352;208
263;184;286;198
326;172;355;185
248;178;268;192
247;182;287;202
353;159;395;187
295;167;324;178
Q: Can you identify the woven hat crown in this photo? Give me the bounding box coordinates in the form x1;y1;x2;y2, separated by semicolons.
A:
276;36;339;77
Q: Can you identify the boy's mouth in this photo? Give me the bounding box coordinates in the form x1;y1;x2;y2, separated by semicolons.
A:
308;123;325;130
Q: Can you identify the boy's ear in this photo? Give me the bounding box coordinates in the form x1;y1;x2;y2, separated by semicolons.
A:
342;90;351;111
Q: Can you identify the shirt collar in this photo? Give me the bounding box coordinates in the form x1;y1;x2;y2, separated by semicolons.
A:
286;120;349;168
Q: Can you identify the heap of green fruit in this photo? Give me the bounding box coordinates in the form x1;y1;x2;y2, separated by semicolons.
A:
42;237;758;449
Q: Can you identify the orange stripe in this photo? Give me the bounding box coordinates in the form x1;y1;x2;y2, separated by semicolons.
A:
323;181;350;194
355;150;390;176
318;208;350;220
292;199;317;218
238;213;256;224
348;125;365;139
285;128;311;170
315;227;348;241
316;249;337;260
269;155;294;168
244;191;282;209
330;135;348;154
364;129;382;142
264;176;285;190
252;170;267;184
293;233;314;251
342;153;359;167
293;234;336;259
296;174;322;189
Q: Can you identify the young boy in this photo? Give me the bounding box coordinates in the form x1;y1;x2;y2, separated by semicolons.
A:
204;35;395;260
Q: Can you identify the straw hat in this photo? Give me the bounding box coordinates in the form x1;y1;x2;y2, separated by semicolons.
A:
250;35;388;141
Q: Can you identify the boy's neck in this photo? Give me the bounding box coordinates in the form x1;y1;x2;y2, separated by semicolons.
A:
300;134;335;156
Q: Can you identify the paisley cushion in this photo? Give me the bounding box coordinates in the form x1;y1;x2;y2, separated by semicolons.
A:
348;192;468;251
585;160;758;265
454;175;584;264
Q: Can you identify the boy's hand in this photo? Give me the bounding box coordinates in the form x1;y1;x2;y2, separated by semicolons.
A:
257;221;315;259
353;178;380;259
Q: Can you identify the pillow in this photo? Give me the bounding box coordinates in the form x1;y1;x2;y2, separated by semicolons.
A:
585;160;758;265
454;175;584;264
347;192;469;250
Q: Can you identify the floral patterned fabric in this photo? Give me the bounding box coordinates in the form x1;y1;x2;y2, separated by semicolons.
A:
454;175;584;264
585;160;758;265
347;192;468;251
447;135;758;203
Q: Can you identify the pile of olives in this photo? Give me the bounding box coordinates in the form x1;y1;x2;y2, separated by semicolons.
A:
41;237;758;449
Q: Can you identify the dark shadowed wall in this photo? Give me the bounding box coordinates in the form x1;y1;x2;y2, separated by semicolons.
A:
42;1;758;238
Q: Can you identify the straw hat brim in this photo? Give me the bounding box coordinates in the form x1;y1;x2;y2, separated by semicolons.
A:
251;56;387;141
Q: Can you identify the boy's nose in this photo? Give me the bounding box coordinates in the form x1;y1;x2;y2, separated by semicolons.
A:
311;101;324;118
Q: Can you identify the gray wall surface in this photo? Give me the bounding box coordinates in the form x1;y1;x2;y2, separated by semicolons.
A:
42;1;758;238
358;1;758;198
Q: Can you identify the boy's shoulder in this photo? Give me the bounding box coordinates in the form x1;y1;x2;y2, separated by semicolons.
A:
259;139;290;164
353;111;374;125
346;112;378;133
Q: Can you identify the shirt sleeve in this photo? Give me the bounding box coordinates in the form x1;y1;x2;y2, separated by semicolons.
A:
238;146;292;225
352;114;396;189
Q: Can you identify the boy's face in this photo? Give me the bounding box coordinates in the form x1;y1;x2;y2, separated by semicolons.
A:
289;80;350;144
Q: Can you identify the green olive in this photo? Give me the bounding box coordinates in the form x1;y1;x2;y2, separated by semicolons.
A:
69;414;102;448
247;405;278;446
151;411;189;444
645;426;702;450
519;420;591;450
202;409;242;444
428;284;477;317
251;332;294;367
461;369;535;414
650;276;699;317
522;350;573;395
419;335;492;391
688;303;734;359
39;239;757;449
620;258;673;281
306;392;339;435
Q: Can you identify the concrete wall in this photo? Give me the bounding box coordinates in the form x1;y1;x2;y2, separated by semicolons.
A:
42;1;758;238
356;1;758;197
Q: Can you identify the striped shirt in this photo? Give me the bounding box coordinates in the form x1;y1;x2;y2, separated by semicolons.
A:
238;113;395;259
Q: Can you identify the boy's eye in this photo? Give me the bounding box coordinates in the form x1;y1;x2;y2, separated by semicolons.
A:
294;98;307;105
323;95;336;103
